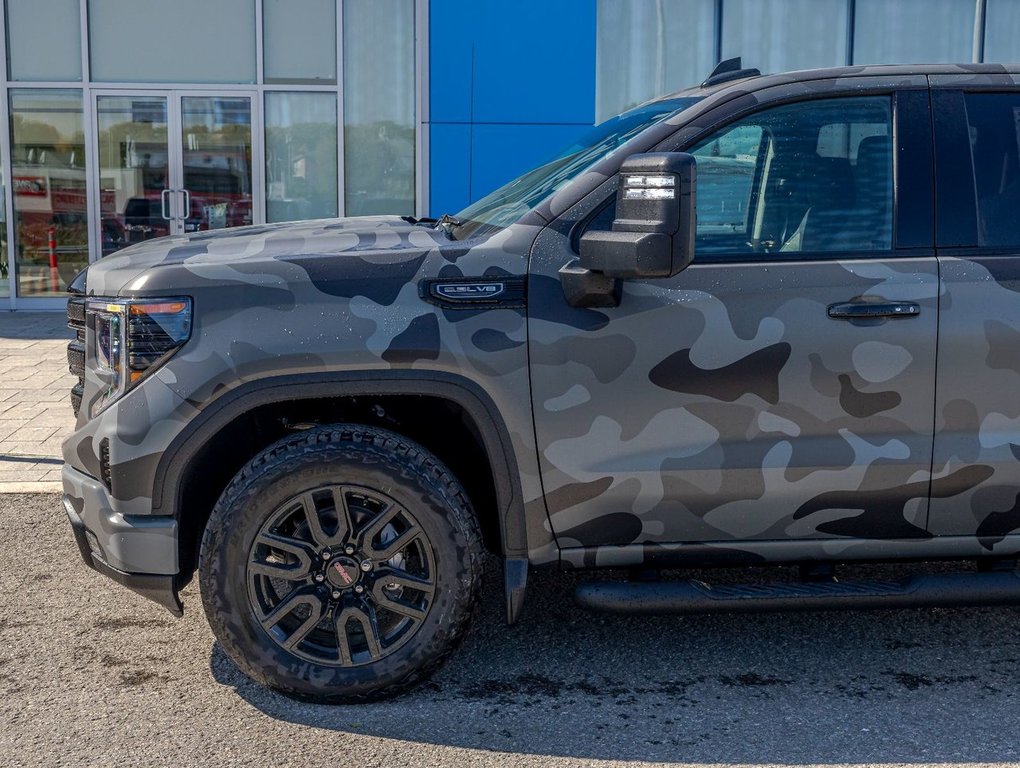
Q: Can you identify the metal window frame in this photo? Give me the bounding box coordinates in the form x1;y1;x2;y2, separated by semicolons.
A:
0;2;13;309
416;0;430;218
973;0;988;63
336;0;345;218
0;0;429;310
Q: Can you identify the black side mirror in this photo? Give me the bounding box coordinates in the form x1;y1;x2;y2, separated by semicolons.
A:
560;152;696;307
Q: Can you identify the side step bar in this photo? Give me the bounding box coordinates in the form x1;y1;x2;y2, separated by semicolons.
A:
575;571;1020;615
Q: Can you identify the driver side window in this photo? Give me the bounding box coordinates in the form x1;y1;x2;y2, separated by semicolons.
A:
587;96;894;258
691;124;763;253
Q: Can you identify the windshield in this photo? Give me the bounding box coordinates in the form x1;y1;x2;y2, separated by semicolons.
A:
450;97;701;239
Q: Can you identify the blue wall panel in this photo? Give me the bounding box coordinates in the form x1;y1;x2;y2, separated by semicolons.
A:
429;0;598;215
468;0;596;124
429;123;471;217
468;123;590;205
429;0;475;124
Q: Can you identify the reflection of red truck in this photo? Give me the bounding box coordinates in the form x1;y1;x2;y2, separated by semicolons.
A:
13;168;88;254
13;176;47;197
14;171;88;216
100;147;252;255
12;166;89;290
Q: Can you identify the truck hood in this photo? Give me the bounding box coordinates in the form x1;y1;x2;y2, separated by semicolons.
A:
83;215;450;297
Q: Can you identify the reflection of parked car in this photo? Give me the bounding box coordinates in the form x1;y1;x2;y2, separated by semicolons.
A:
100;218;126;256
123;197;170;243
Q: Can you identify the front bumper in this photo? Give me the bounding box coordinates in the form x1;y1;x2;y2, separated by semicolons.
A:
62;463;183;616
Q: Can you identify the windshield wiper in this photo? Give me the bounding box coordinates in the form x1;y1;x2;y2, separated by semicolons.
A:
434;213;463;239
400;215;438;226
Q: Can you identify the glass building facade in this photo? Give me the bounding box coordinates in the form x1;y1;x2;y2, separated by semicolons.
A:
595;0;1014;121
2;0;1019;309
0;0;424;308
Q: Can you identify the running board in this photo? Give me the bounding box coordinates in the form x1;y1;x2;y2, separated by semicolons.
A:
574;571;1020;615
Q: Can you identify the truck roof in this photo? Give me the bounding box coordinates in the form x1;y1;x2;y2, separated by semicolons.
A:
658;62;1020;103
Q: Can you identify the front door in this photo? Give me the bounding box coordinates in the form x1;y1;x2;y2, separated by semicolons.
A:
93;91;255;259
528;87;940;559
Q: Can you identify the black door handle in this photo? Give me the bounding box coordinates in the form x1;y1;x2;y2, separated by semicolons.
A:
827;301;920;320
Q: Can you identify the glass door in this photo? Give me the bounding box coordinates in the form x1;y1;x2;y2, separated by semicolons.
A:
93;91;256;259
178;95;254;233
96;93;172;255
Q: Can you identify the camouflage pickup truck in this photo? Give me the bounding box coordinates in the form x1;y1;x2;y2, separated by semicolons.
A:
62;61;1020;702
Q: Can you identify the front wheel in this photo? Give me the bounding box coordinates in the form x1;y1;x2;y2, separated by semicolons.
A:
199;424;483;702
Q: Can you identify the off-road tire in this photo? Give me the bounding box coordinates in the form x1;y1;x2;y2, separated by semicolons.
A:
199;423;484;703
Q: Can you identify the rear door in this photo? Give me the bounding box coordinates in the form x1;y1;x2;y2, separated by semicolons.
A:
929;74;1020;549
528;80;940;560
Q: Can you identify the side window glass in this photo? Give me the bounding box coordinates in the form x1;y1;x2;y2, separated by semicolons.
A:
693;125;762;244
690;96;893;257
964;92;1020;248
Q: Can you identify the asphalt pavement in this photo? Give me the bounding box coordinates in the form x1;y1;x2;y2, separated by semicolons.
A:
3;492;1020;768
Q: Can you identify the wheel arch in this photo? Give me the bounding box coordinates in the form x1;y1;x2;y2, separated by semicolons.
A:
153;371;531;574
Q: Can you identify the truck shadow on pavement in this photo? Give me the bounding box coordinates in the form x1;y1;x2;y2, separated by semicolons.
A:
210;563;1020;765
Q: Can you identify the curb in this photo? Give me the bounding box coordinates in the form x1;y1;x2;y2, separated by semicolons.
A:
0;482;62;494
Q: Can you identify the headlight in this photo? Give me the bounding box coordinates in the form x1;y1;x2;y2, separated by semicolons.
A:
87;297;192;418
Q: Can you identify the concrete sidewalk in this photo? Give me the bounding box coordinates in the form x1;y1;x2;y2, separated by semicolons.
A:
0;310;75;492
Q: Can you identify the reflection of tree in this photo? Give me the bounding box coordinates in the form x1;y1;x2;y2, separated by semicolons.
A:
184;124;252;147
12;115;59;147
97;120;168;166
344;121;415;215
12;115;85;167
8;105;88;292
266;121;337;218
11;113;88;265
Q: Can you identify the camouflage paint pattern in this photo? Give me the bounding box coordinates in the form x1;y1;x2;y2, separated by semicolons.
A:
63;214;558;569
62;465;178;573
928;259;1020;543
530;232;942;565
62;64;1020;581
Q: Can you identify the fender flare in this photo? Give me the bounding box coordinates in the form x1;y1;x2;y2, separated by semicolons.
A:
150;370;530;556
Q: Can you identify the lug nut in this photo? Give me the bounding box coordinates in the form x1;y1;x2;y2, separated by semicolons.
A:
344;545;355;555
321;550;332;560
360;561;372;572
354;585;365;594
331;590;342;599
313;573;325;583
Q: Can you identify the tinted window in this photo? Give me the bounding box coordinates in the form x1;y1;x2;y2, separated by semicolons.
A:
584;96;895;257
690;96;893;257
964;92;1020;248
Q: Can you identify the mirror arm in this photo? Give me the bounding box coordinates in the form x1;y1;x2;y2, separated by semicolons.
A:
557;151;696;309
558;258;622;308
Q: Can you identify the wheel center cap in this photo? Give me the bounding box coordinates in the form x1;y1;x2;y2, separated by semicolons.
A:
325;557;360;589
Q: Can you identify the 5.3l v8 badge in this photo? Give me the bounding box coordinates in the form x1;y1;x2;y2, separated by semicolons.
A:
436;283;505;300
421;276;526;309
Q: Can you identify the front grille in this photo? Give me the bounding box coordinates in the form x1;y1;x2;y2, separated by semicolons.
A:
66;341;84;373
67;296;86;417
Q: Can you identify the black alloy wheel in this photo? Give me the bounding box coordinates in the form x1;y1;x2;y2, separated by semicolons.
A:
247;484;436;667
199;424;483;702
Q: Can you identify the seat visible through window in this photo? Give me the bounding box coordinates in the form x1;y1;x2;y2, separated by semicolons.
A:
690;96;894;257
